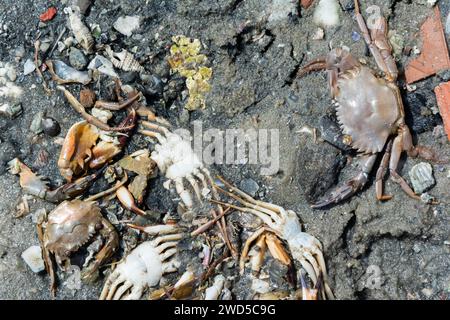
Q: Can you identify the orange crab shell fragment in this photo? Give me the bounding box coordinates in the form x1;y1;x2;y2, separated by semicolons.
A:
58;121;99;182
405;6;450;84
434;81;450;141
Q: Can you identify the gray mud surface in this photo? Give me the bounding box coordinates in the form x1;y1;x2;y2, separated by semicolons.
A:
0;0;449;299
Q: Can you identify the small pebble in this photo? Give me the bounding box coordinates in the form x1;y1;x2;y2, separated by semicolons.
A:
351;31;361;42
21;245;45;273
79;88;96;108
313;0;341;28
69;47;87;70
312;28;325;40
40;42;51;53
240;178;259;197
421;288;433;298
409;162;435;194
41;117;61;136
23;59;36;75
30;112;44;134
14;45;25;59
113;15;141;37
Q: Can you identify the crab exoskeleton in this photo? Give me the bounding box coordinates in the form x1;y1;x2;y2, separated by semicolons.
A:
214;177;334;300
100;224;184;300
37;199;119;296
298;0;442;208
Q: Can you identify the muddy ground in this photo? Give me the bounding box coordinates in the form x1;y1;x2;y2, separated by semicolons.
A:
0;0;449;300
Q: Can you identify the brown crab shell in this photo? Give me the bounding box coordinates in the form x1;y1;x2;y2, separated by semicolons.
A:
335;66;400;154
44;200;102;265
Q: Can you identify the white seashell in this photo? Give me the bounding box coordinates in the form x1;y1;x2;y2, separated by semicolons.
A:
313;0;341;28
66;7;94;53
21;245;45;273
105;46;144;73
204;275;226;300
409;162;435;194
88;55;119;78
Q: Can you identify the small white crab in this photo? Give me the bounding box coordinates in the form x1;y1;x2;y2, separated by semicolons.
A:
99;224;184;300
215;177;334;300
138;119;216;210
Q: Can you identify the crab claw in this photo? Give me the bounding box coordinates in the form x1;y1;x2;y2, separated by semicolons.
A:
116;186;146;216
45;167;105;203
311;172;368;209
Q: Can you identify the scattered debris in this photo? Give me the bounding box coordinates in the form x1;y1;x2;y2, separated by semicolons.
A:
409;162;435;194
313;0;341;28
405;6;450;84
39;7;57;22
21;245;45;273
113;15;141;37
434;81;450;140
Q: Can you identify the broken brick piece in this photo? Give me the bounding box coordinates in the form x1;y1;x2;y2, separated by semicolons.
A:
301;0;315;9
39;7;57;22
434;81;450;141
405;6;450;84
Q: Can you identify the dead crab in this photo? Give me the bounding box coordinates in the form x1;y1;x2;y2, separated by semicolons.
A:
213;177;334;300
298;0;441;208
37;199;119;296
138;114;237;257
100;224;184;300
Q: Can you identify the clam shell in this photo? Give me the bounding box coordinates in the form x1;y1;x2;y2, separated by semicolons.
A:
409;162;435;194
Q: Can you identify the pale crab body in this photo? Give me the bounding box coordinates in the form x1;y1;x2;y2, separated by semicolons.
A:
100;224;183;300
38;199;119;296
139;121;215;210
336;66;401;154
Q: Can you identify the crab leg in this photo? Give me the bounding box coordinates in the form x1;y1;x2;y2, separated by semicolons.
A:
94;93;141;110
81;218;119;282
37;222;57;297
312;154;377;208
216;176;285;214
202;171;237;259
57;86;134;132
388;131;421;200
354;0;398;82
297;57;327;78
375;140;393;201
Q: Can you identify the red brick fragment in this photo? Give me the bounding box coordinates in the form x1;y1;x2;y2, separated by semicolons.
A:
301;0;315;9
405;6;450;84
434;81;450;141
40;7;57;22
